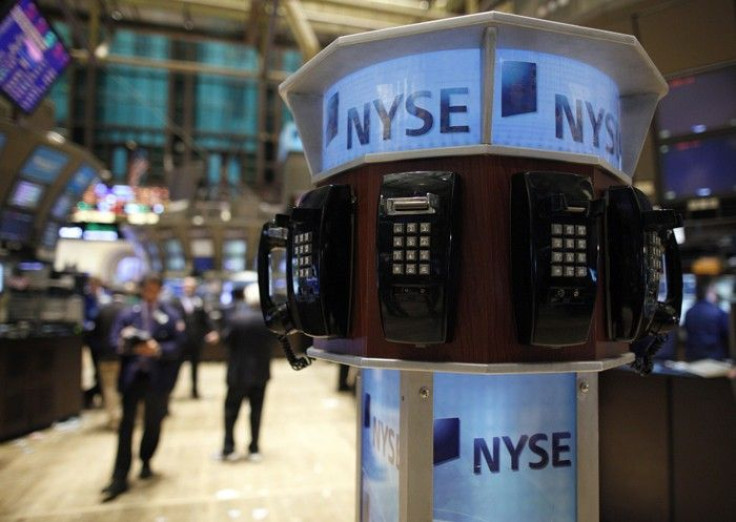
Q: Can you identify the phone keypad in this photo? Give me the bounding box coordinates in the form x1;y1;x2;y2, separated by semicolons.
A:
391;221;432;277
294;232;315;280
550;221;588;279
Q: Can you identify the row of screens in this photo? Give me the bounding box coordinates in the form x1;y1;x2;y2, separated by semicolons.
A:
146;238;248;273
656;63;736;203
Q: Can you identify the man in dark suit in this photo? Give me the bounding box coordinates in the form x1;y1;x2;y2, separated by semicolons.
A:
217;284;278;462
101;274;184;502
172;276;219;399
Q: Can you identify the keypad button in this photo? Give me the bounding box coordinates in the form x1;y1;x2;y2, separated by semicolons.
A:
419;236;431;248
576;239;587;250
406;250;417;261
303;255;312;266
420;250;430;261
392;264;404;275
551;265;563;277
564;239;575;250
304;232;313;242
393;236;404;247
419;264;430;275
392;250;404;261
551;224;563;236
552;252;563;263
576;225;587;236
576;252;587;264
406;223;419;234
304;244;312;254
552;238;563;249
393;223;405;234
575;266;587;278
564;253;575;264
420;223;431;234
564;266;576;277
564;224;576;236
406;236;418;248
405;264;417;275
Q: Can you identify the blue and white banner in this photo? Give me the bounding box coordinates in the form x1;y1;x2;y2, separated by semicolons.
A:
433;373;577;522
361;369;401;522
492;48;622;171
322;49;482;171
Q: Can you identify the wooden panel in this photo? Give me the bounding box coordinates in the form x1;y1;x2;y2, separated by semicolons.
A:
316;154;630;363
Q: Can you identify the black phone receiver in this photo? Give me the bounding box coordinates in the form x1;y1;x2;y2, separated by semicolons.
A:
644;211;683;334
257;214;312;371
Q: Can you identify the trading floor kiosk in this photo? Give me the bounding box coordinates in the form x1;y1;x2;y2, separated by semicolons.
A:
270;11;674;522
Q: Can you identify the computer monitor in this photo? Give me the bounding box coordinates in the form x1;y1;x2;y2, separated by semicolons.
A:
8;178;44;209
19;145;69;184
50;191;75;220
163;238;185;272
0;209;34;241
0;0;71;114
222;239;247;272
66;163;97;196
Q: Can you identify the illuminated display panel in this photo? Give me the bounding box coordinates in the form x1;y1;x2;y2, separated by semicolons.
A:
50;191;74;220
163;237;185;271
19;144;69;183
0;209;34;241
0;0;71;114
8;178;44;209
66;163;97;195
223;239;247;272
659;134;736;201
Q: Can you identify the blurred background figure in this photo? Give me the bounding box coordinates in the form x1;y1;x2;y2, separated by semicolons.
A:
82;276;110;409
684;276;730;361
217;284;278;462
172;276;219;399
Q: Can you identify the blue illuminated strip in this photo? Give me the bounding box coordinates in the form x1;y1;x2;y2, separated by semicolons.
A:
322;49;482;171
492;49;622;171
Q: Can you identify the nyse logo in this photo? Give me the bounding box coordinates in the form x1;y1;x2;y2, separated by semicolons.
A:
473;431;572;474
324;88;471;150
555;94;622;161
365;393;400;470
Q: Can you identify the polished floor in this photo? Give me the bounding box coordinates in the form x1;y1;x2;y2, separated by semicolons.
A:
0;360;357;521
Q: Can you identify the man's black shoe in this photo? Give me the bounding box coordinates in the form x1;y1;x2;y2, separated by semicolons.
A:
139;462;153;479
101;480;128;502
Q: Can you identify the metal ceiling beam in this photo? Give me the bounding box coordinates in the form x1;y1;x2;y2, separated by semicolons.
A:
282;0;321;60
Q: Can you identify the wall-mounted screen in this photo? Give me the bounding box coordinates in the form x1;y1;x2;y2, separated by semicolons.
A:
659;134;736;201
66;163;97;195
656;64;736;139
8;178;44;208
0;0;71;114
0;209;34;241
223;239;247;272
163;237;185;271
50;191;74;220
19;145;69;183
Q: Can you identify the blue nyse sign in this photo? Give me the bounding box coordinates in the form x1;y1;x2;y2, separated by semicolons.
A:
492;48;622;171
433;373;578;522
322;49;482;171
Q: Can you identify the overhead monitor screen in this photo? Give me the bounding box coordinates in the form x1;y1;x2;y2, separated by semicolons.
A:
50;191;74;220
8;178;43;209
19;144;69;183
656;64;736;139
0;0;71;114
66;163;97;195
0;209;34;241
163;238;185;272
659;134;736;201
223;239;247;272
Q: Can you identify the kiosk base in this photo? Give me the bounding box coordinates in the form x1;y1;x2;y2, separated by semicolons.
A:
310;348;633;522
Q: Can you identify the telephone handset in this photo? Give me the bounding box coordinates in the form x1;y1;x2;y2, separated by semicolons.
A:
510;171;601;347
377;171;459;345
258;184;354;370
604;185;682;344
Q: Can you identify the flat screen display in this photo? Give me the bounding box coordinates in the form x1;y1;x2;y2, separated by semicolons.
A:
163;238;185;271
67;163;97;195
19;144;69;183
8;178;43;208
223;239;247;272
50;191;74;220
659;134;736;201
657;64;736;139
0;209;34;241
0;0;71;114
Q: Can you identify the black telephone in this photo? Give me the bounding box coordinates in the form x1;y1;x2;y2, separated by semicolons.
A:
510;171;601;347
604;185;682;346
376;171;459;345
258;184;354;369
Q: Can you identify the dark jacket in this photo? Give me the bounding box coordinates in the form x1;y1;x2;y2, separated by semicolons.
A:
87;297;128;361
684;300;730;361
110;301;184;393
223;303;277;387
171;295;216;353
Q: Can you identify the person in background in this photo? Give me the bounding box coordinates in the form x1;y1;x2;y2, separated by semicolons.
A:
87;289;129;430
172;276;219;399
101;274;184;502
684;276;730;361
217;284;278;462
82;276;108;408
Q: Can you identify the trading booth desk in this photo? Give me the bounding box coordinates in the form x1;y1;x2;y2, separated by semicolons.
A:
0;324;82;441
600;362;736;522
